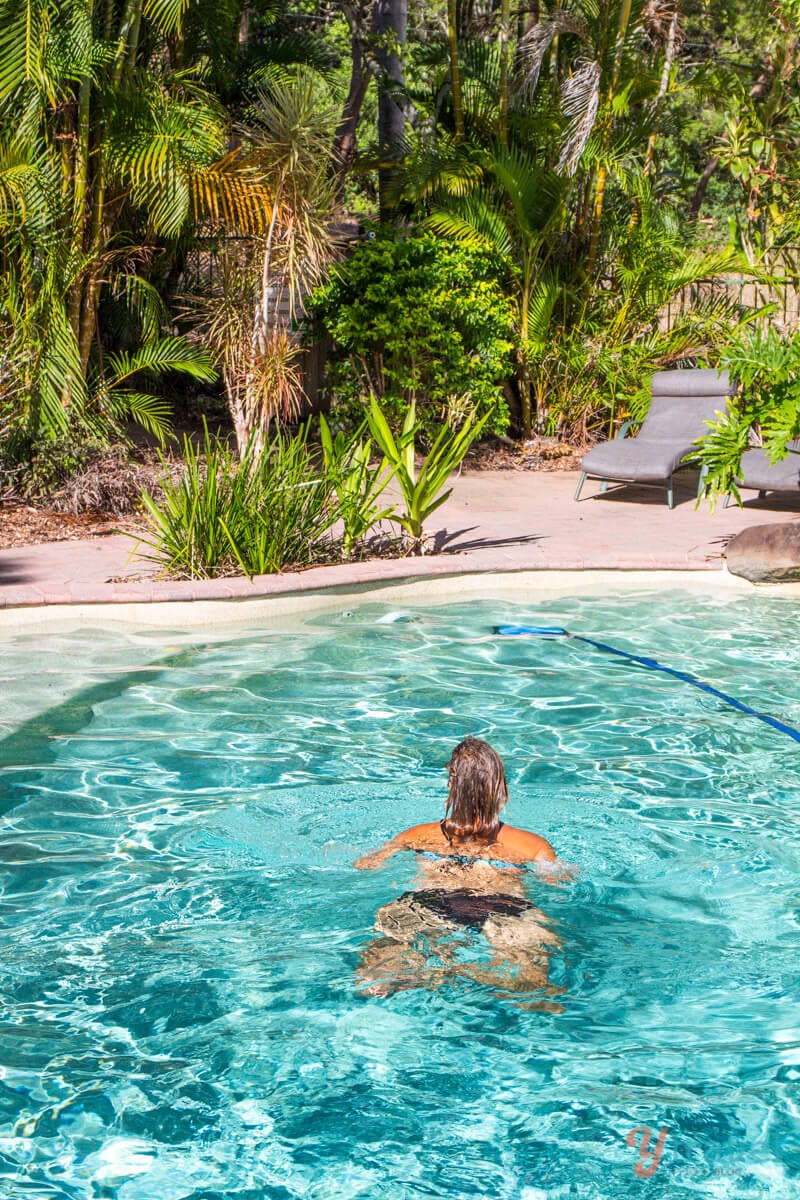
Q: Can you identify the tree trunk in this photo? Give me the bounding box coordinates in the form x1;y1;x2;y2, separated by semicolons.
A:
447;0;464;141
688;156;719;219
375;0;407;221
586;0;632;279
498;0;511;146
332;9;373;200
66;74;92;344
644;9;678;176
238;0;250;51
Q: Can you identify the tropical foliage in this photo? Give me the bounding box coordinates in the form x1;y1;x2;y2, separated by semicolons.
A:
138;403;480;574
0;0;266;455
308;231;514;440
365;396;490;553
2;0;800;568
319;415;394;558
189;69;345;456
697;326;800;501
138;422;340;579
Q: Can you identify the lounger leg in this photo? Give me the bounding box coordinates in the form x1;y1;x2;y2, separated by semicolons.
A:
723;492;732;508
667;477;674;509
574;472;586;502
758;489;766;499
599;480;608;493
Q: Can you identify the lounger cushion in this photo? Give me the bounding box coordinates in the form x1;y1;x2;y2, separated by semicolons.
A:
738;448;800;493
580;438;695;483
651;368;731;398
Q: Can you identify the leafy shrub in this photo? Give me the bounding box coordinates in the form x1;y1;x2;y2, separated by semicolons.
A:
697;327;800;502
306;230;514;441
0;432;110;499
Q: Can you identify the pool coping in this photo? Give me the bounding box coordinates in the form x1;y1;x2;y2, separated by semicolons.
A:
2;565;798;636
3;467;800;629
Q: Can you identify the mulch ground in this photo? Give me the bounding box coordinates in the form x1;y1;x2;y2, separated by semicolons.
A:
0;501;140;550
462;436;584;473
0;437;584;550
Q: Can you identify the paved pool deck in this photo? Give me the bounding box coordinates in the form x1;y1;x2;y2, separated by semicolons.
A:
1;469;799;609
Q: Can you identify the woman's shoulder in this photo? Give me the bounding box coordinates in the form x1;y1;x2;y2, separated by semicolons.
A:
394;821;443;848
497;823;557;863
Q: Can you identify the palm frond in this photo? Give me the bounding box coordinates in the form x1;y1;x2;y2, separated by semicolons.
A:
525;273;563;346
0;0;48;100
105;335;216;389
99;388;174;441
143;0;191;37
515;10;591;102
190;148;274;234
489;147;568;241
557;60;602;175
117;274;168;343
399;133;485;202
35;304;86;435
426;198;515;261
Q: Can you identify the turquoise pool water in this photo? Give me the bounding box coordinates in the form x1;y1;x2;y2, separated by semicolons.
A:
1;590;799;1199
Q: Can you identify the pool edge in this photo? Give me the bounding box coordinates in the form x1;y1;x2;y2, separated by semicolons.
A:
0;566;796;636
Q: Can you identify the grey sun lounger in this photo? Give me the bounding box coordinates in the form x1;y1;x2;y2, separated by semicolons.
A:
724;439;800;506
575;368;734;508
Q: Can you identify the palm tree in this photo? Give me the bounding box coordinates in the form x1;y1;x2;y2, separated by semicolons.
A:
190;70;344;456
0;0;269;444
515;0;668;275
426;146;568;434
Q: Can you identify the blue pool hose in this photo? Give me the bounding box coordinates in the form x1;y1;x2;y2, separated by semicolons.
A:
495;625;800;746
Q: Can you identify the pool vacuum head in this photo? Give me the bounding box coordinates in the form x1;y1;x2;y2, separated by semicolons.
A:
494;625;567;638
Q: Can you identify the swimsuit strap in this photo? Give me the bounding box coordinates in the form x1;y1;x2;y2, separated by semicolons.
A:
415;848;521;871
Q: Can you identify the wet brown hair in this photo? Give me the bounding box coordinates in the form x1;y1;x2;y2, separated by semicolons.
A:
442;737;509;844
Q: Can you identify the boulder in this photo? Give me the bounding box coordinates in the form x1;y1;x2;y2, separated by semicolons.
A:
725;521;800;583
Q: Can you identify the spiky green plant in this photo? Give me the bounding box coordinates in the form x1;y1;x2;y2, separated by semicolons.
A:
365;397;488;554
319;416;394;558
138;421;351;579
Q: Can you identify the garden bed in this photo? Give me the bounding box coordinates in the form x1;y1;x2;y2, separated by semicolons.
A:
0;436;583;551
0;501;137;550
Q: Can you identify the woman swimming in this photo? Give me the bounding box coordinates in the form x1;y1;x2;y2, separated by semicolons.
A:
355;737;563;996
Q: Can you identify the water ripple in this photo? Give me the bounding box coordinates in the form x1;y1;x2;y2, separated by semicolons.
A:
0;592;799;1197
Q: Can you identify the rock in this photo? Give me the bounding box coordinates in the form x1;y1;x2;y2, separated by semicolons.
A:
725;522;800;582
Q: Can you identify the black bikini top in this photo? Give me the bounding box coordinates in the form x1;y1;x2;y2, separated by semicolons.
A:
412;820;518;870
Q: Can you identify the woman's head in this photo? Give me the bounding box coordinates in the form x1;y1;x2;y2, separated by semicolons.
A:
443;737;508;843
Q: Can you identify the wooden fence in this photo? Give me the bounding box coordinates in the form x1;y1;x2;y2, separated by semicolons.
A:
660;265;800;333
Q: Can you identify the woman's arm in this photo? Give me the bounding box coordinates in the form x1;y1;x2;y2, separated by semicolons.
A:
353;822;435;870
353;838;406;870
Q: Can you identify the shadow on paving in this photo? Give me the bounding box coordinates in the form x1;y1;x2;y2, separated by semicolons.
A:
735;495;800;513
0;555;36;585
577;484;699;507
432;527;544;553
